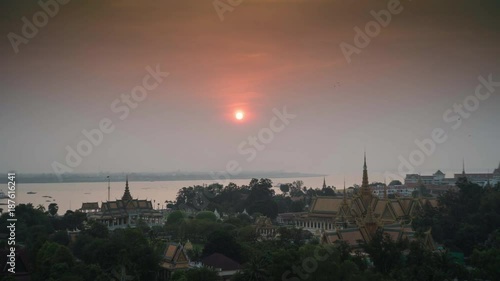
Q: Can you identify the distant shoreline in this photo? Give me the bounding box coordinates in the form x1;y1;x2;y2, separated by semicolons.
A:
0;172;324;184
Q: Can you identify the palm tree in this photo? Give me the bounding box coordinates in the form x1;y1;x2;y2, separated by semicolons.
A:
240;256;271;281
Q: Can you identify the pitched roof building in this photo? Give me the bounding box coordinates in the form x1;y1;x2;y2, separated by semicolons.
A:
201;253;241;281
83;177;163;229
158;243;190;280
278;154;437;248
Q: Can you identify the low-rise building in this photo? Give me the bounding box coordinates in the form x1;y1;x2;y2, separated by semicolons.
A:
405;162;500;188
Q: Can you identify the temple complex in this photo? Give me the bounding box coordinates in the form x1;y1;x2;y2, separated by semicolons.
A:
81;176;164;229
278;153;437;248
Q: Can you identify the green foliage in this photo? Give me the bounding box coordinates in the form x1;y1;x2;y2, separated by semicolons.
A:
5;176;499;281
35;241;75;280
280;183;291;194
414;181;500;256
389;180;402;186
470;229;500;280
234;255;271;281
202;229;243;262
73;228;159;280
167;210;187;225
195;211;217;222
171;179;309;220
172;267;219;281
83;220;109;239
290;200;305;212
48;203;59;217
61;210;87;230
50;230;70;246
360;231;405;275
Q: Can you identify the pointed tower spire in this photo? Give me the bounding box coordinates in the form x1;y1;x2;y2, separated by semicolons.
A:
462;158;466;176
323;177;327;189
362;151;369;188
343;177;347;202
122;174;132;201
361;151;373;207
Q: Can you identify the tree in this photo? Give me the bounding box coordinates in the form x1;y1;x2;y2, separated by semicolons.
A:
62;210;87;231
84;220;109;239
166;210;186;225
48;203;59;216
36;204;46;212
195;211;217;222
248;199;278;219
320;187;336;196
389;180;402;186
234;255;271;281
280;184;290;195
290;200;305;212
361;230;404;274
202;229;243;262
35;241;75;280
172;267;218;281
50;230;70;246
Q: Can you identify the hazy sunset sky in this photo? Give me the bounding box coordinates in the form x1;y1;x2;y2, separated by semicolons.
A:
1;0;499;180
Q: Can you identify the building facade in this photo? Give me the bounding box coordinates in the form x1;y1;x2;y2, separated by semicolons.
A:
81;177;164;229
405;162;500;188
278;154;437;247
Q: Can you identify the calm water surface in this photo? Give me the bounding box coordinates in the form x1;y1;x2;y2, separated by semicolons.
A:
4;173;382;213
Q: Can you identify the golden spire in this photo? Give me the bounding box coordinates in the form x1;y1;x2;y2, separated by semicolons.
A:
122;174;132;201
343;177;347;203
362;151;369;188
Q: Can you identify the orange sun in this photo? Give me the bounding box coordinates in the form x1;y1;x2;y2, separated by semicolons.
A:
235;111;244;120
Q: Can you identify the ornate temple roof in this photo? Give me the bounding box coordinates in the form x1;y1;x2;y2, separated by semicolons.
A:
80;202;99;210
160;243;190;270
122;175;133;201
84;178;162;220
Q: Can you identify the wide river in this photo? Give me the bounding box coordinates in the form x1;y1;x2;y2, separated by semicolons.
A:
3;173;381;214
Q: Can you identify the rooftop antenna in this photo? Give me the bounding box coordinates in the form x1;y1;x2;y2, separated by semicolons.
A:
462;158;466;175
343;176;347;202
